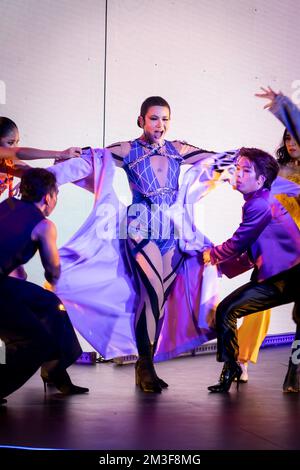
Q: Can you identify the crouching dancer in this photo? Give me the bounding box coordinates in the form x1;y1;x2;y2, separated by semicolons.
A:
0;168;88;405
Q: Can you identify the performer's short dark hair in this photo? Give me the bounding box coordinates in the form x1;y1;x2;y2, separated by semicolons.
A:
237;147;279;189
0;117;18;138
20;168;57;202
137;96;171;128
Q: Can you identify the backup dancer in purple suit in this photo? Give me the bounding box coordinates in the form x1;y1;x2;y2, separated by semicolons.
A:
203;148;300;393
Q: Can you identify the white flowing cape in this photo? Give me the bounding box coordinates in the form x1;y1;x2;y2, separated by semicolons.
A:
49;150;300;361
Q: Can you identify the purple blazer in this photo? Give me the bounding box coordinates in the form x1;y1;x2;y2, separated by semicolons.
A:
210;188;300;282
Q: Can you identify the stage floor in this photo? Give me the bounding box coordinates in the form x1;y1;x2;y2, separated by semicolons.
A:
0;345;299;451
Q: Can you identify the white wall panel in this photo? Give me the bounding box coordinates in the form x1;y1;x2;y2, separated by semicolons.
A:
0;0;106;282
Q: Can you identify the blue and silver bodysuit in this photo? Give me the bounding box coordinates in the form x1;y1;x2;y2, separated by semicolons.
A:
122;139;183;255
108;138;223;255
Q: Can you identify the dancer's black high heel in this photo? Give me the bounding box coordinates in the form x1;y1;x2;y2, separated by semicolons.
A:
135;357;162;393
208;361;242;393
283;359;299;393
41;369;89;395
0;398;7;405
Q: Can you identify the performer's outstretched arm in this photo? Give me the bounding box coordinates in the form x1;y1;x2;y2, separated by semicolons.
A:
106;141;131;167
172;140;216;165
256;86;300;145
0;146;81;161
172;140;237;170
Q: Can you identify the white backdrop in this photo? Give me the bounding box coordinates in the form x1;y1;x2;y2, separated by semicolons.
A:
1;0;299;336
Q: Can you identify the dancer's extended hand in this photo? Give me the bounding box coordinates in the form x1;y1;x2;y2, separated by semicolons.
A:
255;86;280;109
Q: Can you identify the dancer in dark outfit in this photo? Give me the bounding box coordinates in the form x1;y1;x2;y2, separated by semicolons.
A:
0;168;88;405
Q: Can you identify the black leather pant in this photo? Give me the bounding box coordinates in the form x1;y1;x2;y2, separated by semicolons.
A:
216;264;300;362
0;277;82;398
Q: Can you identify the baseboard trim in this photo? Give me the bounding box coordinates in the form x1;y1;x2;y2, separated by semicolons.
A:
78;333;295;364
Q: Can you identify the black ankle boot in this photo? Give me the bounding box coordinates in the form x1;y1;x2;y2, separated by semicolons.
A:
283;359;299;393
208;361;242;393
135;357;162;393
41;369;89;395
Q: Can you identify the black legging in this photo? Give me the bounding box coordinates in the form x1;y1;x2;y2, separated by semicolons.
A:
0;277;82;398
216;264;300;362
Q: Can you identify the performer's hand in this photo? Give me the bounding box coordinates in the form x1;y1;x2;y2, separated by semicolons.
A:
203;248;212;265
56;147;82;161
255;86;280;109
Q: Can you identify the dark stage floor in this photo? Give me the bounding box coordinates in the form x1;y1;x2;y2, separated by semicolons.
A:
0;345;299;451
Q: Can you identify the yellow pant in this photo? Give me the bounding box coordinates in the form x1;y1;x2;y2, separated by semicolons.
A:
237;310;271;363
